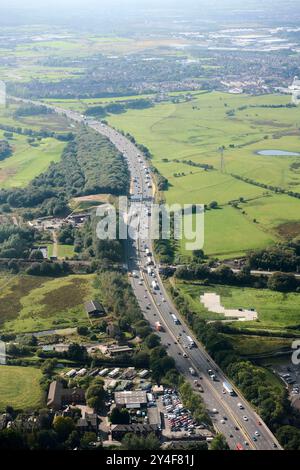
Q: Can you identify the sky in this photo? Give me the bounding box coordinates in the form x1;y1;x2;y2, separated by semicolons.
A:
0;0;298;28
0;0;292;10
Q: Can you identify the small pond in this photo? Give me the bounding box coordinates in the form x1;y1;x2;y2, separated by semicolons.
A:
256;149;300;156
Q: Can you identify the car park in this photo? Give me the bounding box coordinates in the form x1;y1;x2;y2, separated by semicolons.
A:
162;390;197;434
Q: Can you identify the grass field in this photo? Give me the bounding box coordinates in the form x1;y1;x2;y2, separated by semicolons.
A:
0;104;72;189
175;281;300;332
224;334;292;357
0;132;65;188
0;30;193;83
0;366;43;411
107;91;300;258
47;244;75;259
0;274;97;334
0;103;73;132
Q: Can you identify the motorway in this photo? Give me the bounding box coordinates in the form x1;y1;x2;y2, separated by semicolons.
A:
14;98;282;450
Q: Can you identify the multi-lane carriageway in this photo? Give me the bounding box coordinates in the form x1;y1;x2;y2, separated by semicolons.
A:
14;98;282;451
87;117;281;452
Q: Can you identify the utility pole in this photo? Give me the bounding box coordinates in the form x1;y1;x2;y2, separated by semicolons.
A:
218;146;225;173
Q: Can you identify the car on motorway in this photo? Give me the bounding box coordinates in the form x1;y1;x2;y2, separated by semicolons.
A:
183;353;188;358
255;431;260;436
237;403;244;409
253;436;257;442
243;416;248;421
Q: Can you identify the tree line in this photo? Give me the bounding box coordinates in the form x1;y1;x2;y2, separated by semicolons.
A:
231;173;300;200
170;287;300;450
0;127;129;219
0;140;12;161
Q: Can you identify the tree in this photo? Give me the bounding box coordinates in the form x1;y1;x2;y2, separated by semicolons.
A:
210;434;229;450
0;429;27;449
145;333;161;349
77;326;89;336
41;358;57;375
110;407;130;425
80;432;97;450
122;433;160;450
277;426;300;450
209;201;218;209
38;409;53;430
68;343;87;361
29;249;44;260
193;249;205;261
53;416;75;442
65;430;80;449
33;430;59;450
133;351;150;368
268;272;297;292
86;381;105;411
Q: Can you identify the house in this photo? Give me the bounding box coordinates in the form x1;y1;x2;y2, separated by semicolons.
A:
114;390;147;409
106;323;121;339
152;385;164;396
84;300;105;317
114;380;133;392
47;381;85;410
76;413;99;434
67;213;91;225
107;345;133;356
111;424;160;440
42;344;69;353
147;407;162;428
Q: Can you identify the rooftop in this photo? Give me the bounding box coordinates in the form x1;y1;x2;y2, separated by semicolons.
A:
114;390;147;407
84;300;105;315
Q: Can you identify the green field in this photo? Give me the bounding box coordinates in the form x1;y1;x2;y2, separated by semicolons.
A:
0;132;65;188
224;334;292;357
175;281;300;332
47;244;75;259
0;103;73;132
0;32;192;83
0;104;73;188
0;366;43;411
0;274;97;334
107;91;300;258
